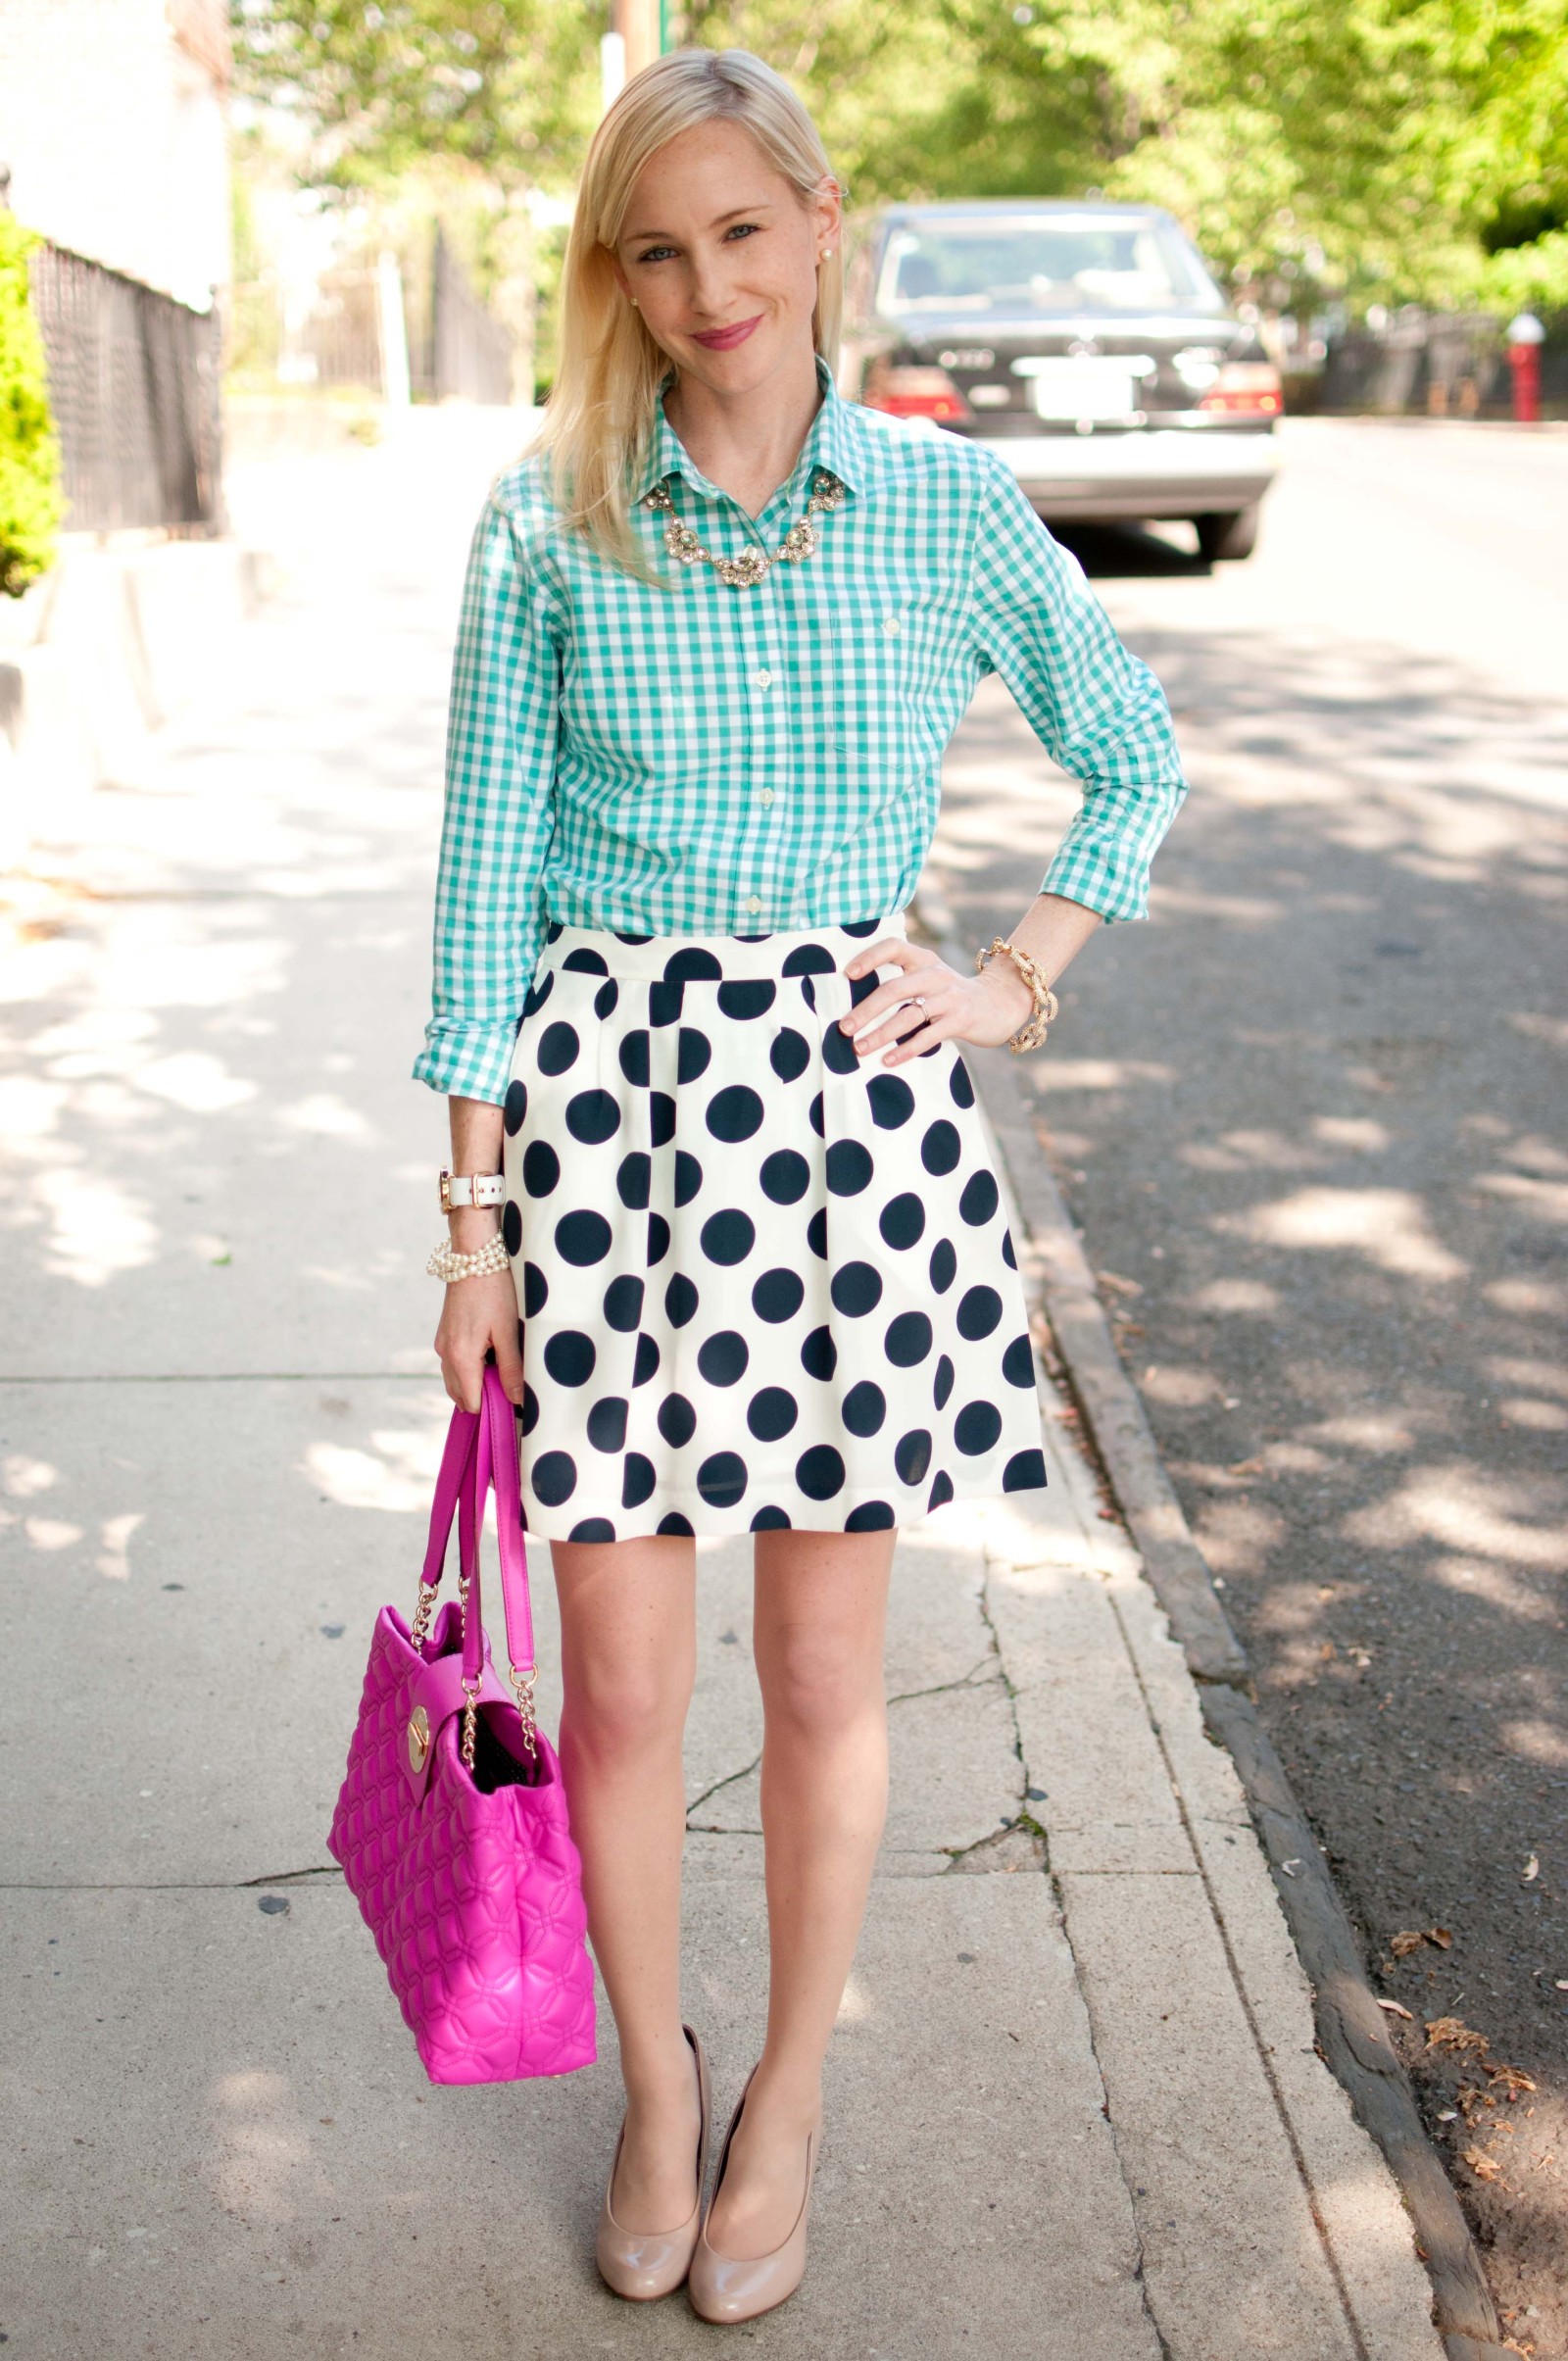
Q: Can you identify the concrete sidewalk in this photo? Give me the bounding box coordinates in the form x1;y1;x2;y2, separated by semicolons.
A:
2;415;1444;2359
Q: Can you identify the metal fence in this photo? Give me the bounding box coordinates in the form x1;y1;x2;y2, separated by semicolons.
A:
1316;309;1568;417
232;229;516;407
29;243;223;534
226;267;385;395
424;225;514;405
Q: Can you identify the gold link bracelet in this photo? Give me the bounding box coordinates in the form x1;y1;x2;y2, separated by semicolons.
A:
976;936;1059;1054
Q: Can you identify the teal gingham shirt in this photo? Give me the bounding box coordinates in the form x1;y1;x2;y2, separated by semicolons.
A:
416;361;1186;1103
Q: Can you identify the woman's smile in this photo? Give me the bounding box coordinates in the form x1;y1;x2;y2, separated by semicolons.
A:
690;314;764;351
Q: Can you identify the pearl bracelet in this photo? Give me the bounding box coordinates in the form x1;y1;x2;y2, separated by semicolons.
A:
426;1234;511;1283
975;936;1059;1054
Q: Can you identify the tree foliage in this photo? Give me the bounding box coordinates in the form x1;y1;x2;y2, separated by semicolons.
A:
230;0;602;192
0;216;64;598
231;0;1568;312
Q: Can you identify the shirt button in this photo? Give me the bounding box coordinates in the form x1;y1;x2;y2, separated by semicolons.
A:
745;896;762;914
755;667;773;690
883;616;900;638
758;789;775;808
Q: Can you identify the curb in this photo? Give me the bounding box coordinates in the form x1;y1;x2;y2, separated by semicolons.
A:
914;907;1506;2361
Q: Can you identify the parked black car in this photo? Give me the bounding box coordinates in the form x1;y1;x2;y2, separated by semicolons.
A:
840;200;1281;560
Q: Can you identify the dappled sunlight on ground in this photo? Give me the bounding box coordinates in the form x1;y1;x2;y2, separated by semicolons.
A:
935;419;1568;2326
205;2068;335;2228
303;1416;449;1516
1226;1184;1467;1282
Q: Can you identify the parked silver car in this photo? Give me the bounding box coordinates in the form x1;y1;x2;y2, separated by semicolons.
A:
840;200;1281;560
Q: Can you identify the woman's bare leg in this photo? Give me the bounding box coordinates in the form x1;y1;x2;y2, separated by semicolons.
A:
704;1525;895;2255
553;1533;700;2233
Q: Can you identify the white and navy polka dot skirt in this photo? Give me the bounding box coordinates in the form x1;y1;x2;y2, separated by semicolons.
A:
500;916;1049;1541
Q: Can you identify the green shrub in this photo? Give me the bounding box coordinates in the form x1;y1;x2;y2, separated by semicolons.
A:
0;215;64;597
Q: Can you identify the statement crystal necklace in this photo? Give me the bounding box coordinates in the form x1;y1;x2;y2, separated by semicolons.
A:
643;468;846;591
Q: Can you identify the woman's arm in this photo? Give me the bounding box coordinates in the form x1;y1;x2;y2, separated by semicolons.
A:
433;1095;522;1412
963;455;1189;927
414;487;561;1106
419;482;560;1408
846;457;1184;1065
842;892;1101;1068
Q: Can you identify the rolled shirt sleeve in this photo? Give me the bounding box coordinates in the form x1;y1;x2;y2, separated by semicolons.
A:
413;491;561;1103
967;456;1187;922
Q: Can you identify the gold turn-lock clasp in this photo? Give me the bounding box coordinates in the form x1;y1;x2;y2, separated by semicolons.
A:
406;1704;431;1774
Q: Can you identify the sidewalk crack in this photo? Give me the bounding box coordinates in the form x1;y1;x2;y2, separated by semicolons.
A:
1;1868;344;1893
885;1657;1000;1707
684;1752;761;1818
976;1560;1032;1818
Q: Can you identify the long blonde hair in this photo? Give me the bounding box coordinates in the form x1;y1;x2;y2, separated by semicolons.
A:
534;49;843;581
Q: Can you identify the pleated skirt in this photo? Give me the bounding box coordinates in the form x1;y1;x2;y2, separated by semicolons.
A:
500;916;1049;1541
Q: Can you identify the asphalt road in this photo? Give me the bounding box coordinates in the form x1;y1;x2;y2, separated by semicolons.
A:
933;417;1568;2353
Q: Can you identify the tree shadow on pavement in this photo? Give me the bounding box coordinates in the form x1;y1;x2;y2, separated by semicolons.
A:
937;632;1568;2338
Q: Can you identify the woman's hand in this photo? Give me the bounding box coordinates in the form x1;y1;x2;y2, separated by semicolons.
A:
840;937;1034;1067
434;1202;525;1411
435;1265;526;1411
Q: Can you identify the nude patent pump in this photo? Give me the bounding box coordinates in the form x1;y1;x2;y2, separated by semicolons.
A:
596;2025;711;2301
687;2070;822;2326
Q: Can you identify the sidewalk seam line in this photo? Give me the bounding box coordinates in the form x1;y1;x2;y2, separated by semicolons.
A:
1102;1576;1374;2361
976;1556;1174;2360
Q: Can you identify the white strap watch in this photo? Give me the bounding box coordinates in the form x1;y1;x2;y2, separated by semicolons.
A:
439;1169;506;1212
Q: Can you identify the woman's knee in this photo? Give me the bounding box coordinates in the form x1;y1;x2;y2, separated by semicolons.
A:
561;1653;691;1765
758;1629;883;1745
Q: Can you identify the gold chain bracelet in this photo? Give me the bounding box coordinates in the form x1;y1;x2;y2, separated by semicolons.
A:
976;936;1059;1054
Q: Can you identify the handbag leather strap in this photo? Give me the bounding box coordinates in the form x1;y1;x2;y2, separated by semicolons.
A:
469;1364;538;1683
415;1366;536;1698
420;1407;481;1592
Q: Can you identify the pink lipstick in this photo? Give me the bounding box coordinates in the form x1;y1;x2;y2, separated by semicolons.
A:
691;315;763;352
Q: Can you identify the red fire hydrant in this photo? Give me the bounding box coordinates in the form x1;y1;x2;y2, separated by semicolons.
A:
1506;312;1544;423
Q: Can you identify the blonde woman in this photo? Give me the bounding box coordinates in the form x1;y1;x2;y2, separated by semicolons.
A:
418;48;1185;2325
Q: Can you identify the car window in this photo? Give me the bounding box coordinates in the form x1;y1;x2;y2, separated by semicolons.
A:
876;218;1226;316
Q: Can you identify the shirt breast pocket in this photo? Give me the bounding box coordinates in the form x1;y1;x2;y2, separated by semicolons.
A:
561;614;714;792
830;595;949;774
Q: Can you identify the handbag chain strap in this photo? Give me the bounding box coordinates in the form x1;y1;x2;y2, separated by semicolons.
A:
457;1558;482;1771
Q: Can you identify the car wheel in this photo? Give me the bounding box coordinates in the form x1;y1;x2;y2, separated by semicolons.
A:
1195;506;1259;562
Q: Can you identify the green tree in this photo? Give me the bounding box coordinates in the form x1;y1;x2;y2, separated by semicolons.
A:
230;0;602;193
233;0;1568;316
0;215;63;598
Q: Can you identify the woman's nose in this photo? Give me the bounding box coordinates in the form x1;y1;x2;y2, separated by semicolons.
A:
686;249;731;315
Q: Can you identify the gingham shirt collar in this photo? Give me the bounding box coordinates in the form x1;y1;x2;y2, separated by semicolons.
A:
633;355;866;511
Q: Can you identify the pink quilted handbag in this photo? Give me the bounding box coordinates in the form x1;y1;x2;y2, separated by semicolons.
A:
327;1363;597;2083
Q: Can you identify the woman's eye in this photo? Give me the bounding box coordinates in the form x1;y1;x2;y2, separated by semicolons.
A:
725;222;760;241
636;245;676;266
